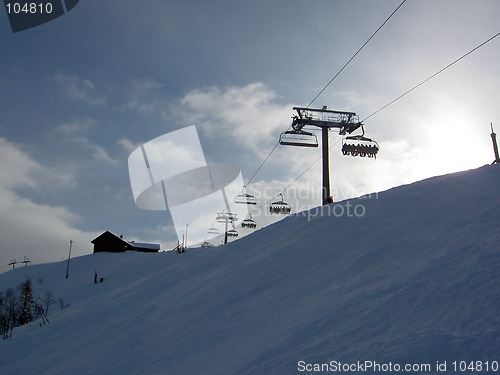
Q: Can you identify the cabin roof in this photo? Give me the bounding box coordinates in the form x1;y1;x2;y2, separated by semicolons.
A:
91;231;160;250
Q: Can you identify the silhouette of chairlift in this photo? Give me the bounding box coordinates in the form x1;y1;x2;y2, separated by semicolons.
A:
241;214;257;229
216;211;239;239
341;126;379;158
235;186;257;205
208;224;219;235
216;211;238;223
269;194;292;215
279;129;319;147
279;115;319;147
227;230;239;238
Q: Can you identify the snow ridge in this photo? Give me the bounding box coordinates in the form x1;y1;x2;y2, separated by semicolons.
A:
0;165;498;375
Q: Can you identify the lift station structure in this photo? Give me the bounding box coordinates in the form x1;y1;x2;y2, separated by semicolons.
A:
280;106;378;206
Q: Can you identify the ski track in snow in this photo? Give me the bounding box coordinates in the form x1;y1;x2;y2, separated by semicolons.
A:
0;165;499;374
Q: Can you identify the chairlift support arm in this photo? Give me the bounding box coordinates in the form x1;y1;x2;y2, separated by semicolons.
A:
292;107;363;134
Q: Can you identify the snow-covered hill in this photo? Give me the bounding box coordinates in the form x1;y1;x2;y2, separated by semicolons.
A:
0;165;499;375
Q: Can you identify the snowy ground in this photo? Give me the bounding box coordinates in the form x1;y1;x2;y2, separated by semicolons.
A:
0;165;498;375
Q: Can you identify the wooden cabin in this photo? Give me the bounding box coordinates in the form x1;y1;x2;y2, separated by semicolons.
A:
91;231;160;253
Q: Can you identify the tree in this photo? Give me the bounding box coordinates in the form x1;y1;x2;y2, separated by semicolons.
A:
41;290;55;316
17;278;35;326
1;288;18;339
0;280;57;338
0;291;5;338
35;290;55;325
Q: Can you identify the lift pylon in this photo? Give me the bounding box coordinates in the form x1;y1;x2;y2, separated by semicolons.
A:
281;106;366;206
491;123;500;165
216;211;238;244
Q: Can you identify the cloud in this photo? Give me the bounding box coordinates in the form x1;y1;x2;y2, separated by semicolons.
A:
51;72;107;107
70;137;119;166
84;141;120;166
0;137;40;190
0;138;99;273
56;118;120;166
55;117;96;136
123;78;164;113
118;138;141;154
179;83;292;155
173;79;494;228
0;138;77;192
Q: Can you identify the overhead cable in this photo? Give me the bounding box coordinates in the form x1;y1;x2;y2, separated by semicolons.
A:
245;1;406;186
362;32;500;122
281;32;500;209
306;0;407;108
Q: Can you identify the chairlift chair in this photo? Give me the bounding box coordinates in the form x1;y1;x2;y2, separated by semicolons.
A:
279;130;319;147
341;136;379;158
208;224;219;235
341;127;379;158
216;211;238;223
269;193;292;215
235;186;257;205
241;214;257;229
227;229;239;238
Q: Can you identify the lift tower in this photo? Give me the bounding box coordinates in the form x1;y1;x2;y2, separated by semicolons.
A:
491;123;500;165
280;106;364;206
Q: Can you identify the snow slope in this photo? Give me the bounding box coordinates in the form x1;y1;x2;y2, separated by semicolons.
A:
0;165;499;375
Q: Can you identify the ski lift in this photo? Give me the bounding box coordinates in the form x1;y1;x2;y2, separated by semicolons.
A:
269;193;292;215
235;186;257;205
241;214;257;229
279;114;319;147
279;130;318;147
341;127;379;158
227;229;238;238
208;224;219;235
216;211;238;223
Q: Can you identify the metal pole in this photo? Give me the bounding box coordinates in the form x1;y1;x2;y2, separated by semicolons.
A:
322;127;330;206
224;220;228;245
65;240;73;279
491;123;500;164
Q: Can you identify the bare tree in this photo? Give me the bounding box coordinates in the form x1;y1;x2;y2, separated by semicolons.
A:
35;290;56;325
0;291;5;338
59;298;69;310
2;288;18;339
41;290;55;316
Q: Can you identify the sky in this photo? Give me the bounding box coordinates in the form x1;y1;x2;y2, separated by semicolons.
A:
0;0;499;272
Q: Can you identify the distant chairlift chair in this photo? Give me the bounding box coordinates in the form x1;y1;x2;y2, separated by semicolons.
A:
241;214;257;229
269;194;292;215
208;224;220;235
235;186;258;205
